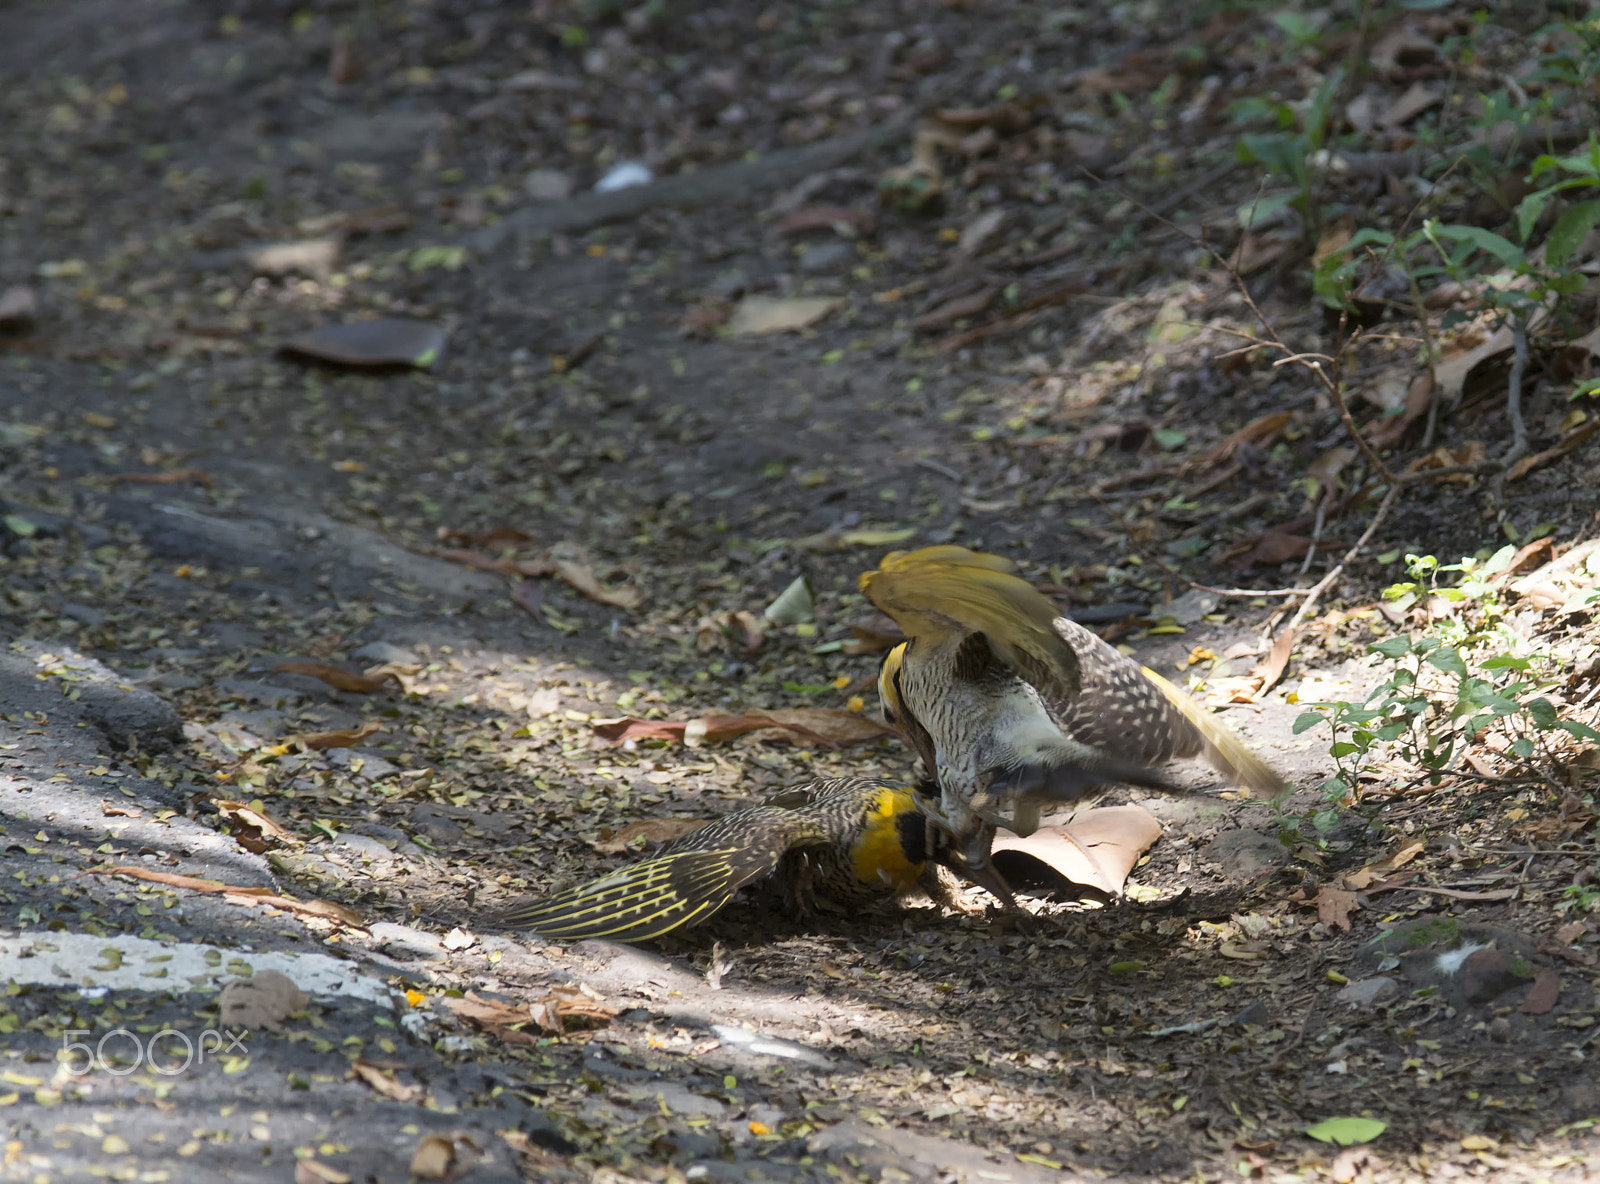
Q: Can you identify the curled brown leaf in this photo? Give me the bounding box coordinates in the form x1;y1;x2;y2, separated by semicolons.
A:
272;661;402;693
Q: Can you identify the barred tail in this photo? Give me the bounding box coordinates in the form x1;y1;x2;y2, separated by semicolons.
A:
1139;666;1286;796
495;846;784;943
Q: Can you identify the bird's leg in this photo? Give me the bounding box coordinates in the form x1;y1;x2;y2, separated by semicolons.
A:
781;851;818;918
961;860;1037;935
919;863;988;917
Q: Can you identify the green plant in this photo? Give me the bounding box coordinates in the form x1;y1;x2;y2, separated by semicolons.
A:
1289;547;1600;835
1232;65;1345;234
1562;880;1600;915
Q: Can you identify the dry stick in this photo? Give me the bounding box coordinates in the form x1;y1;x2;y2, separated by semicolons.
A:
1283;483;1402;633
1076;163;1479;630
1404;267;1445;450
1492;314;1532;505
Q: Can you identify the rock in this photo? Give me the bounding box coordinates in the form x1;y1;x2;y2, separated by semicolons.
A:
409;803;463;844
797;240;853;273
332;834;401;863
1231;1001;1270;1026
213;678;306;707
151;671;202;691
60;602;107;627
354;823;428;859
1334;976;1400;1008
1202;829;1290;879
1160;587;1219;625
0;642;181;752
351;641;417;665
523;169;573;201
1458;947;1526;1004
367;922;446;960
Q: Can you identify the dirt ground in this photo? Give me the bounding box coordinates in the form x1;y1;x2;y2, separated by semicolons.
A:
2;1;1600;1181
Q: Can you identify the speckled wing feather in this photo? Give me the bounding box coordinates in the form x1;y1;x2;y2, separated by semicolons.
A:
1049;617;1284;795
495;842;790;942
860;546;1081;702
493;780;931;942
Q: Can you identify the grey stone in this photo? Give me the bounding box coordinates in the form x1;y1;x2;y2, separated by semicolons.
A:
710;1024;834;1069
1458;947;1526;1004
696;437;799;473
151;671;202;691
409;803;463;843
367;921;446;960
1201;828;1290;879
1;641;181;752
214;678;306;707
522;168;573;201
334;834;400;863
629;1082;726;1118
1334;976;1400;1008
61;602;107;627
797;240;853;273
1161;587;1219;625
326;747;399;781
351;641;417;664
354;823;427;858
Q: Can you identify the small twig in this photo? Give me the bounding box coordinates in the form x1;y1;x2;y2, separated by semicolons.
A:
1492;314;1532;505
1299;499;1328;576
1324;360;1397;484
915;456;963;482
1283;483;1401;634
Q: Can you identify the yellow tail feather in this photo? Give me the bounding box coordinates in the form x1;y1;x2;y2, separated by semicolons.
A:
1138;666;1286;795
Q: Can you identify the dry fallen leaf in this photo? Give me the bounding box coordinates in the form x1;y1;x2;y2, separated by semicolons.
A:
842;615;906;654
219;969;309;1032
1314;884;1360;932
1341;840;1425;890
550;553;642;610
511;578;546;622
1226;526;1317;571
1519;970;1561;1016
409;1134;457;1181
1198;411;1291;465
297;720;383;751
1249;627;1297;700
1435;326;1513;401
1367;373;1433;450
1405;442;1488;483
351;1059;423;1103
989;805;1162;898
272;661;402;693
593;710;890;748
735;707;896;747
88;865;366;928
726;295;842;337
442;927;476;951
295;1160;352;1184
214;799;301;854
1506;419;1600;482
772;206;873;237
441;987;617;1039
594;817;709;854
